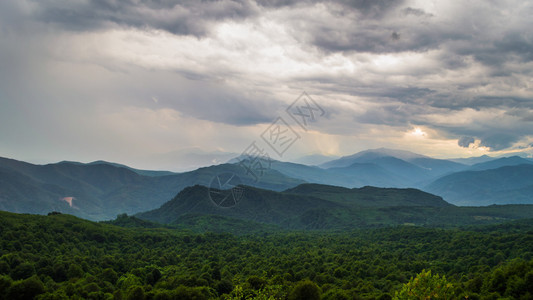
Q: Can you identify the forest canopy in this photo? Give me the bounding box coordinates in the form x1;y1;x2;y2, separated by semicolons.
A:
0;211;532;299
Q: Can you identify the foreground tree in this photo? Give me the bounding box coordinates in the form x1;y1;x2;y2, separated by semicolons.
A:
394;270;453;300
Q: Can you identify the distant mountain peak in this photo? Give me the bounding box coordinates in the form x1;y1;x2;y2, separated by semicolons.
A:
468;155;533;171
425;163;533;206
362;148;429;159
319;148;428;169
292;153;341;166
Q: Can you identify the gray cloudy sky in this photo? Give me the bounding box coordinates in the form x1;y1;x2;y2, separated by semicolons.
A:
1;0;532;170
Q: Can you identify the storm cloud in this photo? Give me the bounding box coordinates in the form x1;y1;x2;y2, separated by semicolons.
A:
19;0;256;36
458;136;475;148
1;0;532;167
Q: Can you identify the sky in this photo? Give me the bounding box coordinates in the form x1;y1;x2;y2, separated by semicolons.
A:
0;0;532;171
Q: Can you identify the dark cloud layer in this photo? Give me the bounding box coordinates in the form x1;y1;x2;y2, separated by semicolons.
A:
458;136;475;148
478;134;518;151
28;0;256;36
257;0;404;15
1;0;533;162
402;7;432;17
7;0;408;38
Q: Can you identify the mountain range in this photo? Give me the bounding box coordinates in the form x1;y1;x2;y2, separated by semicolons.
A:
318;148;466;186
0;157;302;220
259;148;466;189
1;148;533;222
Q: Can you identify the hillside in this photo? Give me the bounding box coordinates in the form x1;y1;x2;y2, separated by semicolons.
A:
137;185;347;229
425;164;533;205
0;157;304;220
137;183;533;229
284;183;450;207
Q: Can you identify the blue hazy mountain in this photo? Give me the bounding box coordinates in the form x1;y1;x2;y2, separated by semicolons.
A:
318;148;466;187
425;164;533;206
326;162;411;187
229;148;468;189
468;156;533;171
291;153;340;166
264;159;401;188
448;155;495;165
60;160;177;177
231;152;430;188
319;148;428;168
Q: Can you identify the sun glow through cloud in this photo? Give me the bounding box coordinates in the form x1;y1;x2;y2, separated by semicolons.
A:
408;127;427;138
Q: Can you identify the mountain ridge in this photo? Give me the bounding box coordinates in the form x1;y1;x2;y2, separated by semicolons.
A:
319;148;430;169
425;164;533;206
136;183;533;229
468;156;533;171
0;157;304;220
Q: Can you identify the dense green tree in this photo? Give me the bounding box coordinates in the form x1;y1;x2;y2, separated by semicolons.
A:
322;288;351;300
288;280;321;300
0;261;10;275
10;262;35;280
117;274;142;290
0;275;13;300
247;275;267;290
126;286;145;300
146;268;162;286
102;268;119;284
173;285;210;300
113;289;124;300
52;262;68;282
67;264;84;280
36;290;70;300
216;279;233;295
6;276;45;300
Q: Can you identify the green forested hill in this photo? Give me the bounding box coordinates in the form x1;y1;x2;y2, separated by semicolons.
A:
136;184;533;230
136;185;347;228
0;156;304;220
284;184;451;207
1;211;533;299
